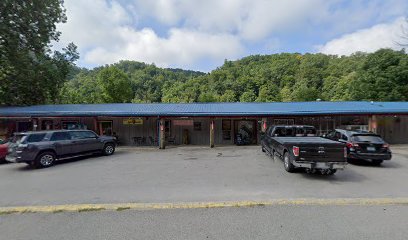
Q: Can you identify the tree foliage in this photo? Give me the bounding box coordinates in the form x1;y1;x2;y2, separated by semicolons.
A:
0;0;78;106
98;66;133;103
62;49;408;104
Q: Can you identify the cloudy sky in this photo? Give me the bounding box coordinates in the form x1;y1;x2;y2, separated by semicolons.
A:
55;0;408;72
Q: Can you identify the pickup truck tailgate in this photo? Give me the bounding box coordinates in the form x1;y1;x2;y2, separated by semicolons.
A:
299;144;345;162
275;137;346;162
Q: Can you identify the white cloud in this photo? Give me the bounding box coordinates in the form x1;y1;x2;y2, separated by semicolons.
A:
131;0;408;41
84;27;243;69
56;0;131;50
55;0;408;70
132;0;330;41
56;0;243;71
318;18;407;56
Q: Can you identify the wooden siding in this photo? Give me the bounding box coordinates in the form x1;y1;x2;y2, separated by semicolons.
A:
169;118;210;145
2;115;408;145
97;117;158;145
377;116;408;144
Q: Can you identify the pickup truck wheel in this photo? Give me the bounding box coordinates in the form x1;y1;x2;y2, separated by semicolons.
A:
283;152;295;173
35;152;55;168
103;143;115;156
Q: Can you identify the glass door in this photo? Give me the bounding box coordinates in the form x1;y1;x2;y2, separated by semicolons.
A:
99;121;113;136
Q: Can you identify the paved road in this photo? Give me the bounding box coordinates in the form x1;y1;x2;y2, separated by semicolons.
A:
1;205;407;240
0;146;407;207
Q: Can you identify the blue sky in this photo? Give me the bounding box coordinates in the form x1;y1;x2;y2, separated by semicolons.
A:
55;0;408;72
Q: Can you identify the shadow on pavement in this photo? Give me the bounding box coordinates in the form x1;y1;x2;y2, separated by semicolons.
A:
347;159;401;168
299;168;368;182
11;151;128;171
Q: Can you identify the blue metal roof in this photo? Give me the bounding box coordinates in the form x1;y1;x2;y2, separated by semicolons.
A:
0;102;407;117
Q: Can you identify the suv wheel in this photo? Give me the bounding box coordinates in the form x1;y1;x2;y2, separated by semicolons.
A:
35;152;56;168
327;169;337;175
283;152;295;173
103;143;115;156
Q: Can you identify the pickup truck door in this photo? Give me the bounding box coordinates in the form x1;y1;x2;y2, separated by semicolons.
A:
275;138;284;155
262;128;271;152
271;127;285;155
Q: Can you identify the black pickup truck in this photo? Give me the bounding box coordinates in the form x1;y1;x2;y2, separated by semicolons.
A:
261;125;347;175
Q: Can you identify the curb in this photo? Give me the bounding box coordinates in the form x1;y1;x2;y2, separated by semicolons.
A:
1;198;408;215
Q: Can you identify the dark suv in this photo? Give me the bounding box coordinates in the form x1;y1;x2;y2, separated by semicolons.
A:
6;130;116;168
324;129;391;165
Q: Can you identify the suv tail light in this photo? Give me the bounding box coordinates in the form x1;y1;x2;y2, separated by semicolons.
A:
346;142;359;148
293;146;300;157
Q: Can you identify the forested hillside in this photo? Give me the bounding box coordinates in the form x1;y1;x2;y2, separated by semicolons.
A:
60;49;408;103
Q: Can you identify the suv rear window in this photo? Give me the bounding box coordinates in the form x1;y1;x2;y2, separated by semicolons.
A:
26;134;46;143
352;135;384;143
11;135;26;144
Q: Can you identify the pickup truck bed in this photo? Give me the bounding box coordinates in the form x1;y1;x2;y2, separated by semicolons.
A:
272;137;345;162
262;125;347;174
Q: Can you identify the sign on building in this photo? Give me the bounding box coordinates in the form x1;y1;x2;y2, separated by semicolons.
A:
123;118;143;125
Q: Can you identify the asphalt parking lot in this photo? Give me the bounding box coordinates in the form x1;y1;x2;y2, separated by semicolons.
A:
2;205;407;240
0;145;408;207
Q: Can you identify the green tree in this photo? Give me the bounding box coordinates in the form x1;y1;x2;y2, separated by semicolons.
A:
60;71;104;104
280;86;293;102
0;0;79;105
219;90;236;102
198;92;218;102
257;84;281;102
331;73;357;101
61;50;408;104
291;85;320;101
351;49;408;101
98;66;133;103
240;90;256;102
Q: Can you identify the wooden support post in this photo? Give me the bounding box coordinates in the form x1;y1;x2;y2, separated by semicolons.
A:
261;117;267;132
32;118;38;131
210;119;215;148
159;118;165;149
38;118;42;131
93;117;99;134
369;115;377;133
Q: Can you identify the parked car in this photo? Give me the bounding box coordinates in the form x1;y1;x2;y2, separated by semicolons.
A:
323;129;391;165
0;138;9;162
6;130;116;168
261;125;347;175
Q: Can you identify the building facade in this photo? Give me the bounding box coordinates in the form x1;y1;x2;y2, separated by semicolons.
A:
1;102;408;146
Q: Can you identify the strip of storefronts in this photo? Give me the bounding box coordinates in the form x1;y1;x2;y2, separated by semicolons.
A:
1;114;407;146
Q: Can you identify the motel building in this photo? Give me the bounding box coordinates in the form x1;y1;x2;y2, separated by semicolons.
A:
1;101;408;148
